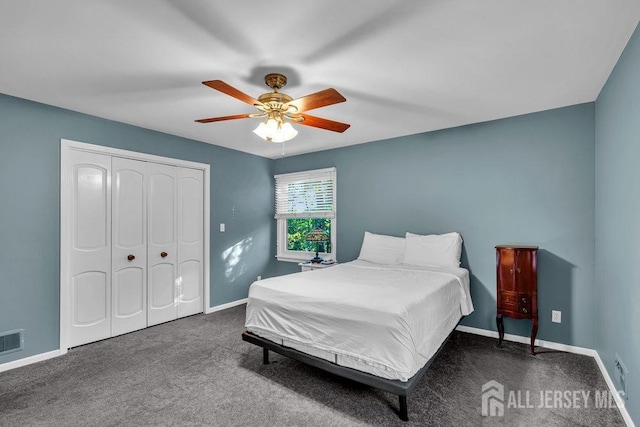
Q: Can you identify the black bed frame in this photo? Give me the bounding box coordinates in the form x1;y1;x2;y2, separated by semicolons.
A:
242;329;454;421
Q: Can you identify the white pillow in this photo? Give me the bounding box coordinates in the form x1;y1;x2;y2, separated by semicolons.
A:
357;231;405;265
402;232;463;268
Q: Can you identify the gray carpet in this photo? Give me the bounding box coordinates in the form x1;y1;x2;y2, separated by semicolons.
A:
0;305;626;426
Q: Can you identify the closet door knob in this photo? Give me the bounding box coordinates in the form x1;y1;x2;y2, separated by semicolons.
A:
161;251;168;258
127;254;135;261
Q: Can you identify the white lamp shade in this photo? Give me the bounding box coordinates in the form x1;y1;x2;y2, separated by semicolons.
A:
253;120;273;140
272;121;298;142
253;119;298;142
265;118;278;133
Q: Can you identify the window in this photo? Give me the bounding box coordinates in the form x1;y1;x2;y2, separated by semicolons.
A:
275;167;336;262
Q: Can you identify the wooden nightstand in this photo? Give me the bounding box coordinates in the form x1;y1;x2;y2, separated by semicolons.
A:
298;261;338;272
495;245;539;355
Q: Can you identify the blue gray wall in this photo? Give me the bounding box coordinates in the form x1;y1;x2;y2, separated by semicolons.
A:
0;93;273;364
274;103;596;348
595;23;640;423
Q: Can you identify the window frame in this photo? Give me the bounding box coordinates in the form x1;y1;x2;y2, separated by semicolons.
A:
275;167;337;262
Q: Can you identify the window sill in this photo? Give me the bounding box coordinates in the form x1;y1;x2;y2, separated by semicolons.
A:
276;255;311;263
276;255;334;263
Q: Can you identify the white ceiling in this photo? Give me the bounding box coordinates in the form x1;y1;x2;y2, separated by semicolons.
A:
1;1;638;159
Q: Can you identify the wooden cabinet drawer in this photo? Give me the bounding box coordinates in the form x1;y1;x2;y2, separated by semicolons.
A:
499;290;518;311
499;292;533;314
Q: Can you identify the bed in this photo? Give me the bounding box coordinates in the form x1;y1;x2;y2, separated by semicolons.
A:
243;231;474;421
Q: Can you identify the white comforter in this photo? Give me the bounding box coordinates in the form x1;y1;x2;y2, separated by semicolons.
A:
245;260;474;381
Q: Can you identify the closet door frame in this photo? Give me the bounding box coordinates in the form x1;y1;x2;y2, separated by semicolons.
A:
60;139;210;354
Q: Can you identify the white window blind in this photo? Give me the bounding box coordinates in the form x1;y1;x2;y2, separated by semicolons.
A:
274;167;336;219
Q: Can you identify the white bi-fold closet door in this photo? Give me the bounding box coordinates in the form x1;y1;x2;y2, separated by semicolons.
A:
63;141;206;348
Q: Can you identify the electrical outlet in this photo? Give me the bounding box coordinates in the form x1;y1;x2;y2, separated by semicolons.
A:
219;223;225;232
552;310;562;323
615;353;628;399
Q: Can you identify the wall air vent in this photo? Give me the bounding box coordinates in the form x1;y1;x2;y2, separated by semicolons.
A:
0;330;24;355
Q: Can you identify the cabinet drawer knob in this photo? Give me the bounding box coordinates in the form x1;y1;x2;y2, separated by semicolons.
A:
127;254;135;261
161;251;168;258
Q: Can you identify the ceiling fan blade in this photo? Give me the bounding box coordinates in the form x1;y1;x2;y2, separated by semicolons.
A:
195;113;253;123
202;80;262;107
286;88;346;113
296;113;350;133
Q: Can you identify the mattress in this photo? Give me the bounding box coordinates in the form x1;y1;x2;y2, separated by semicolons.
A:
245;260;474;381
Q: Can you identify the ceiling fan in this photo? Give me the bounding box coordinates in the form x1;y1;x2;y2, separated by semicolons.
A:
196;73;350;142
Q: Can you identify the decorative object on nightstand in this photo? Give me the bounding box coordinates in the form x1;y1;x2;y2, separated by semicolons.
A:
298;260;337;272
495;245;539;355
305;229;329;263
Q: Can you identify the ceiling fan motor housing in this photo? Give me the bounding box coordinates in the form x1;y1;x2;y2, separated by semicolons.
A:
257;92;294;110
258;74;295;113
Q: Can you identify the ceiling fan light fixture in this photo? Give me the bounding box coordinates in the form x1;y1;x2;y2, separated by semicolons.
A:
253;117;298;143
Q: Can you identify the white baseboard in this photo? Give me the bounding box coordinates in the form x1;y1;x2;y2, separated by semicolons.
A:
205;298;247;314
455;325;596;356
0;349;62;373
456;325;635;427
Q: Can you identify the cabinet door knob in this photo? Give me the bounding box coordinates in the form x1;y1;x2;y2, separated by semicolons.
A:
517;267;521;273
510;269;514;274
161;251;168;258
127;254;135;261
522;307;528;314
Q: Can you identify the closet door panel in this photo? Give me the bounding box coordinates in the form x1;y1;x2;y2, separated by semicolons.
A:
112;157;147;336
147;163;178;326
72;272;109;325
68;150;111;347
114;268;145;315
180;261;201;301
177;168;204;318
149;265;175;306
